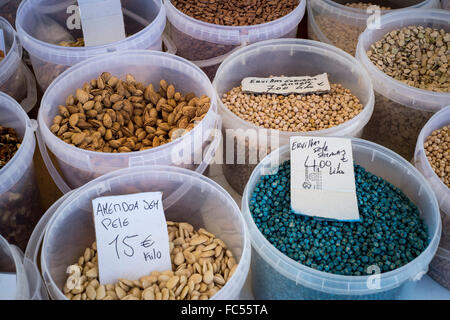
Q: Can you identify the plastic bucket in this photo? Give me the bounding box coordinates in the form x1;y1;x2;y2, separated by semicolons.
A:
307;0;440;56
241;139;441;299
356;9;450;161
37;165;250;300
0;17;37;112
413;106;450;289
16;0;166;91
164;0;306;80
213;38;374;195
0;234;48;300
0;91;42;251
37;50;221;194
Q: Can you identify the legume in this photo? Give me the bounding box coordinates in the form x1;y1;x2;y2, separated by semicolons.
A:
63;222;238;300
367;26;449;93
344;2;391;10
222;83;363;132
171;0;299;26
424;124;450;187
0;125;21;169
250;160;429;276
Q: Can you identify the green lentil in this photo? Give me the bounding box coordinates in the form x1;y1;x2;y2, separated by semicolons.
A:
250;161;429;276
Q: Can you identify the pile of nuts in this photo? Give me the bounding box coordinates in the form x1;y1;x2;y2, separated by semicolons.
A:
222;83;364;132
59;38;85;47
0;125;21;169
424;124;450;188
51;72;210;152
344;2;391;10
367;26;450;92
64;221;237;300
171;0;299;26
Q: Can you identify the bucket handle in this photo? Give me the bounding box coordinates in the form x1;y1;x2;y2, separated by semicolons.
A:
36;126;73;194
19;61;38;113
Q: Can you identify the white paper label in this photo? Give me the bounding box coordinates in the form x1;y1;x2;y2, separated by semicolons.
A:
0;273;16;300
241;74;331;95
290;136;360;221
78;0;126;47
92;192;171;285
0;29;6;55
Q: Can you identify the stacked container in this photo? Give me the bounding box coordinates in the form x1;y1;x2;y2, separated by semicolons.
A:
356;9;450;161
37;50;221;194
16;0;166;91
414;106;450;290
242;139;441;299
307;0;440;56
164;0;306;80
26;166;251;300
0;234;48;299
0;17;37;112
0;92;42;252
213;39;374;195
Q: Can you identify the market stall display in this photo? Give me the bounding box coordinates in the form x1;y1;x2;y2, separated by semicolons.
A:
214;39;374;195
356;9;450;161
36;166;250;300
0;17;37;112
37;50;221;193
164;0;306;80
242;139;441;299
414;106;450;290
307;0;440;56
15;0;166;90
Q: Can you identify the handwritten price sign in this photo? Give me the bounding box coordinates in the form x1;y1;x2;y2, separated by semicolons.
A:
290;137;360;221
92;192;171;285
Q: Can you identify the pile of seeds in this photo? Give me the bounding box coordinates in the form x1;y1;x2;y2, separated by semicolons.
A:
0;125;21;169
222;83;363;132
250;161;429;276
367;25;450;92
51;72;210;152
344;2;391;10
424;124;450;188
59;38;84;47
171;0;299;26
63;221;238;300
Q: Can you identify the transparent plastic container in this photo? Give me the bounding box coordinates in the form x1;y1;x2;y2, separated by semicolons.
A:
0;91;42;251
356;9;450;161
0;17;37;112
213;39;375;195
0;234;48;300
164;0;306;80
37;50;221;194
413;106;450;289
16;0;166;91
442;0;450;9
241;139;441;299
38;165;250;300
307;0;440;56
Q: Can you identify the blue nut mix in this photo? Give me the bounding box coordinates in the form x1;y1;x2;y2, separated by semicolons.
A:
250;161;429;276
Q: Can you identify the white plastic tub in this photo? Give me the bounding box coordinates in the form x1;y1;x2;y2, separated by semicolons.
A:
413;106;450;289
164;0;306;80
242;139;441;299
0;91;41;251
356;9;450;161
213;39;374;195
37;50;221;194
0;234;48;300
0;17;37;112
307;0;440;56
36;165;250;300
16;0;166;90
